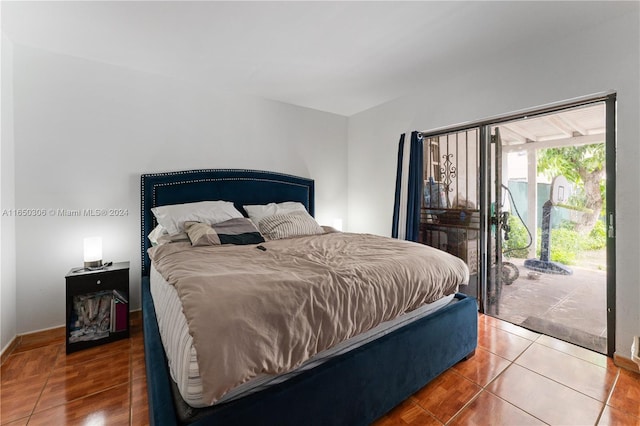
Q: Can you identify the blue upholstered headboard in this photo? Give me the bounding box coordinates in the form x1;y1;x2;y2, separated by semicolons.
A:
140;169;315;276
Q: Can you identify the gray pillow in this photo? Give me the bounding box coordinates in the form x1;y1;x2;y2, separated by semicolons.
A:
184;218;265;246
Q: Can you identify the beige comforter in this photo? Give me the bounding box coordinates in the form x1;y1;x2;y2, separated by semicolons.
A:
148;232;469;404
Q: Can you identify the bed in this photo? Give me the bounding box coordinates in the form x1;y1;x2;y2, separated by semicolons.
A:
141;168;478;426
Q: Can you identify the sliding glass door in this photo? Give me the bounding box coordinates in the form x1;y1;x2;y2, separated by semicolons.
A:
481;97;616;355
421;93;616;355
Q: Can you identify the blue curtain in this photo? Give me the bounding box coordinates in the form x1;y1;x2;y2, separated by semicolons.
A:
392;131;423;241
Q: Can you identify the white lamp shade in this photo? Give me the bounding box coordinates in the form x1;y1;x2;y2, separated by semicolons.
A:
84;236;103;267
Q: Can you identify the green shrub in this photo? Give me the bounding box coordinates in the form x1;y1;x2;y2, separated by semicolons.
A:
548;227;578;265
580;219;607;251
536;220;605;265
496;215;605;265
503;214;530;258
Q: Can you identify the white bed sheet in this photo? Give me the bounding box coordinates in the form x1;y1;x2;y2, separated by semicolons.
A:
150;264;456;408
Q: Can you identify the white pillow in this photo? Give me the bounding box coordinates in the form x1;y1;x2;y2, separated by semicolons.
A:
151;201;243;235
148;224;167;246
148;224;189;246
243;201;308;225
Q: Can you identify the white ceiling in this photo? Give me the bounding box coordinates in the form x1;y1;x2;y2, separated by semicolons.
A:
1;1;634;116
500;103;606;150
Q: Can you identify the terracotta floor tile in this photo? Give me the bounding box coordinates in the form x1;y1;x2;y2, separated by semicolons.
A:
477;323;533;361
131;332;144;349
130;320;144;343
130;327;146;382
373;399;442;426
28;383;130;426
452;347;511;387
1;346;56;422
0;378;48;423
131;376;150;426
5;310;640;426
515;342;617;401
598;405;640;425
0;417;29;426
487;364;604;425
412;370;481;424
130;327;144;344
55;338;131;369
449;390;545;426
1;345;60;382
487;318;541;341
35;350;130;412
130;310;142;327
607;368;640;418
478;314;502;329
131;345;146;381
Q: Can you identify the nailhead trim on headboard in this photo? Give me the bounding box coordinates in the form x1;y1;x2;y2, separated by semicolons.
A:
140;169;314;276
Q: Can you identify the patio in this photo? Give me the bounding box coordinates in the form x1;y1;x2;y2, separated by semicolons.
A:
490;253;607;354
489;103;608;354
422;102;610;354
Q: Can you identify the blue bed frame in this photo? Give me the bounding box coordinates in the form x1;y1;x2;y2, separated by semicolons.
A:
141;169;478;426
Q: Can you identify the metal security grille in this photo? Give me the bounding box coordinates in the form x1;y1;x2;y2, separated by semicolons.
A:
419;129;481;296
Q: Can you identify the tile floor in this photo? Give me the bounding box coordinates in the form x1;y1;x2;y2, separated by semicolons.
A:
1;312;148;425
1;312;639;425
375;314;640;425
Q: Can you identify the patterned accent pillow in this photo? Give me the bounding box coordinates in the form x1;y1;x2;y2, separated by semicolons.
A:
258;211;325;240
184;218;265;247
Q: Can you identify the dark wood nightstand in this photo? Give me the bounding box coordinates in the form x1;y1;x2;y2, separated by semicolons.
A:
65;262;130;353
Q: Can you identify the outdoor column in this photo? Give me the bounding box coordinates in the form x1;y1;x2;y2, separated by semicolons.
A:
527;149;538;259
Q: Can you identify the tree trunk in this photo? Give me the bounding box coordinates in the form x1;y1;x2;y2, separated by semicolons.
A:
575;167;605;234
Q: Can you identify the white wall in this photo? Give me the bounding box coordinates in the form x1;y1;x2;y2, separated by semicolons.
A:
11;45;347;334
348;12;640;357
1;34;17;351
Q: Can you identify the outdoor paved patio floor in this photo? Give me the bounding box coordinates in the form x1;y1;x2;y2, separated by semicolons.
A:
489;256;607;353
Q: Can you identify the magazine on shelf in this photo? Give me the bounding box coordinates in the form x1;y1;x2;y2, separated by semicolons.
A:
69;290;112;343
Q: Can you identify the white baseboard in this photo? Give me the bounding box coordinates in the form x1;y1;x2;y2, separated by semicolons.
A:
614;351;640;374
